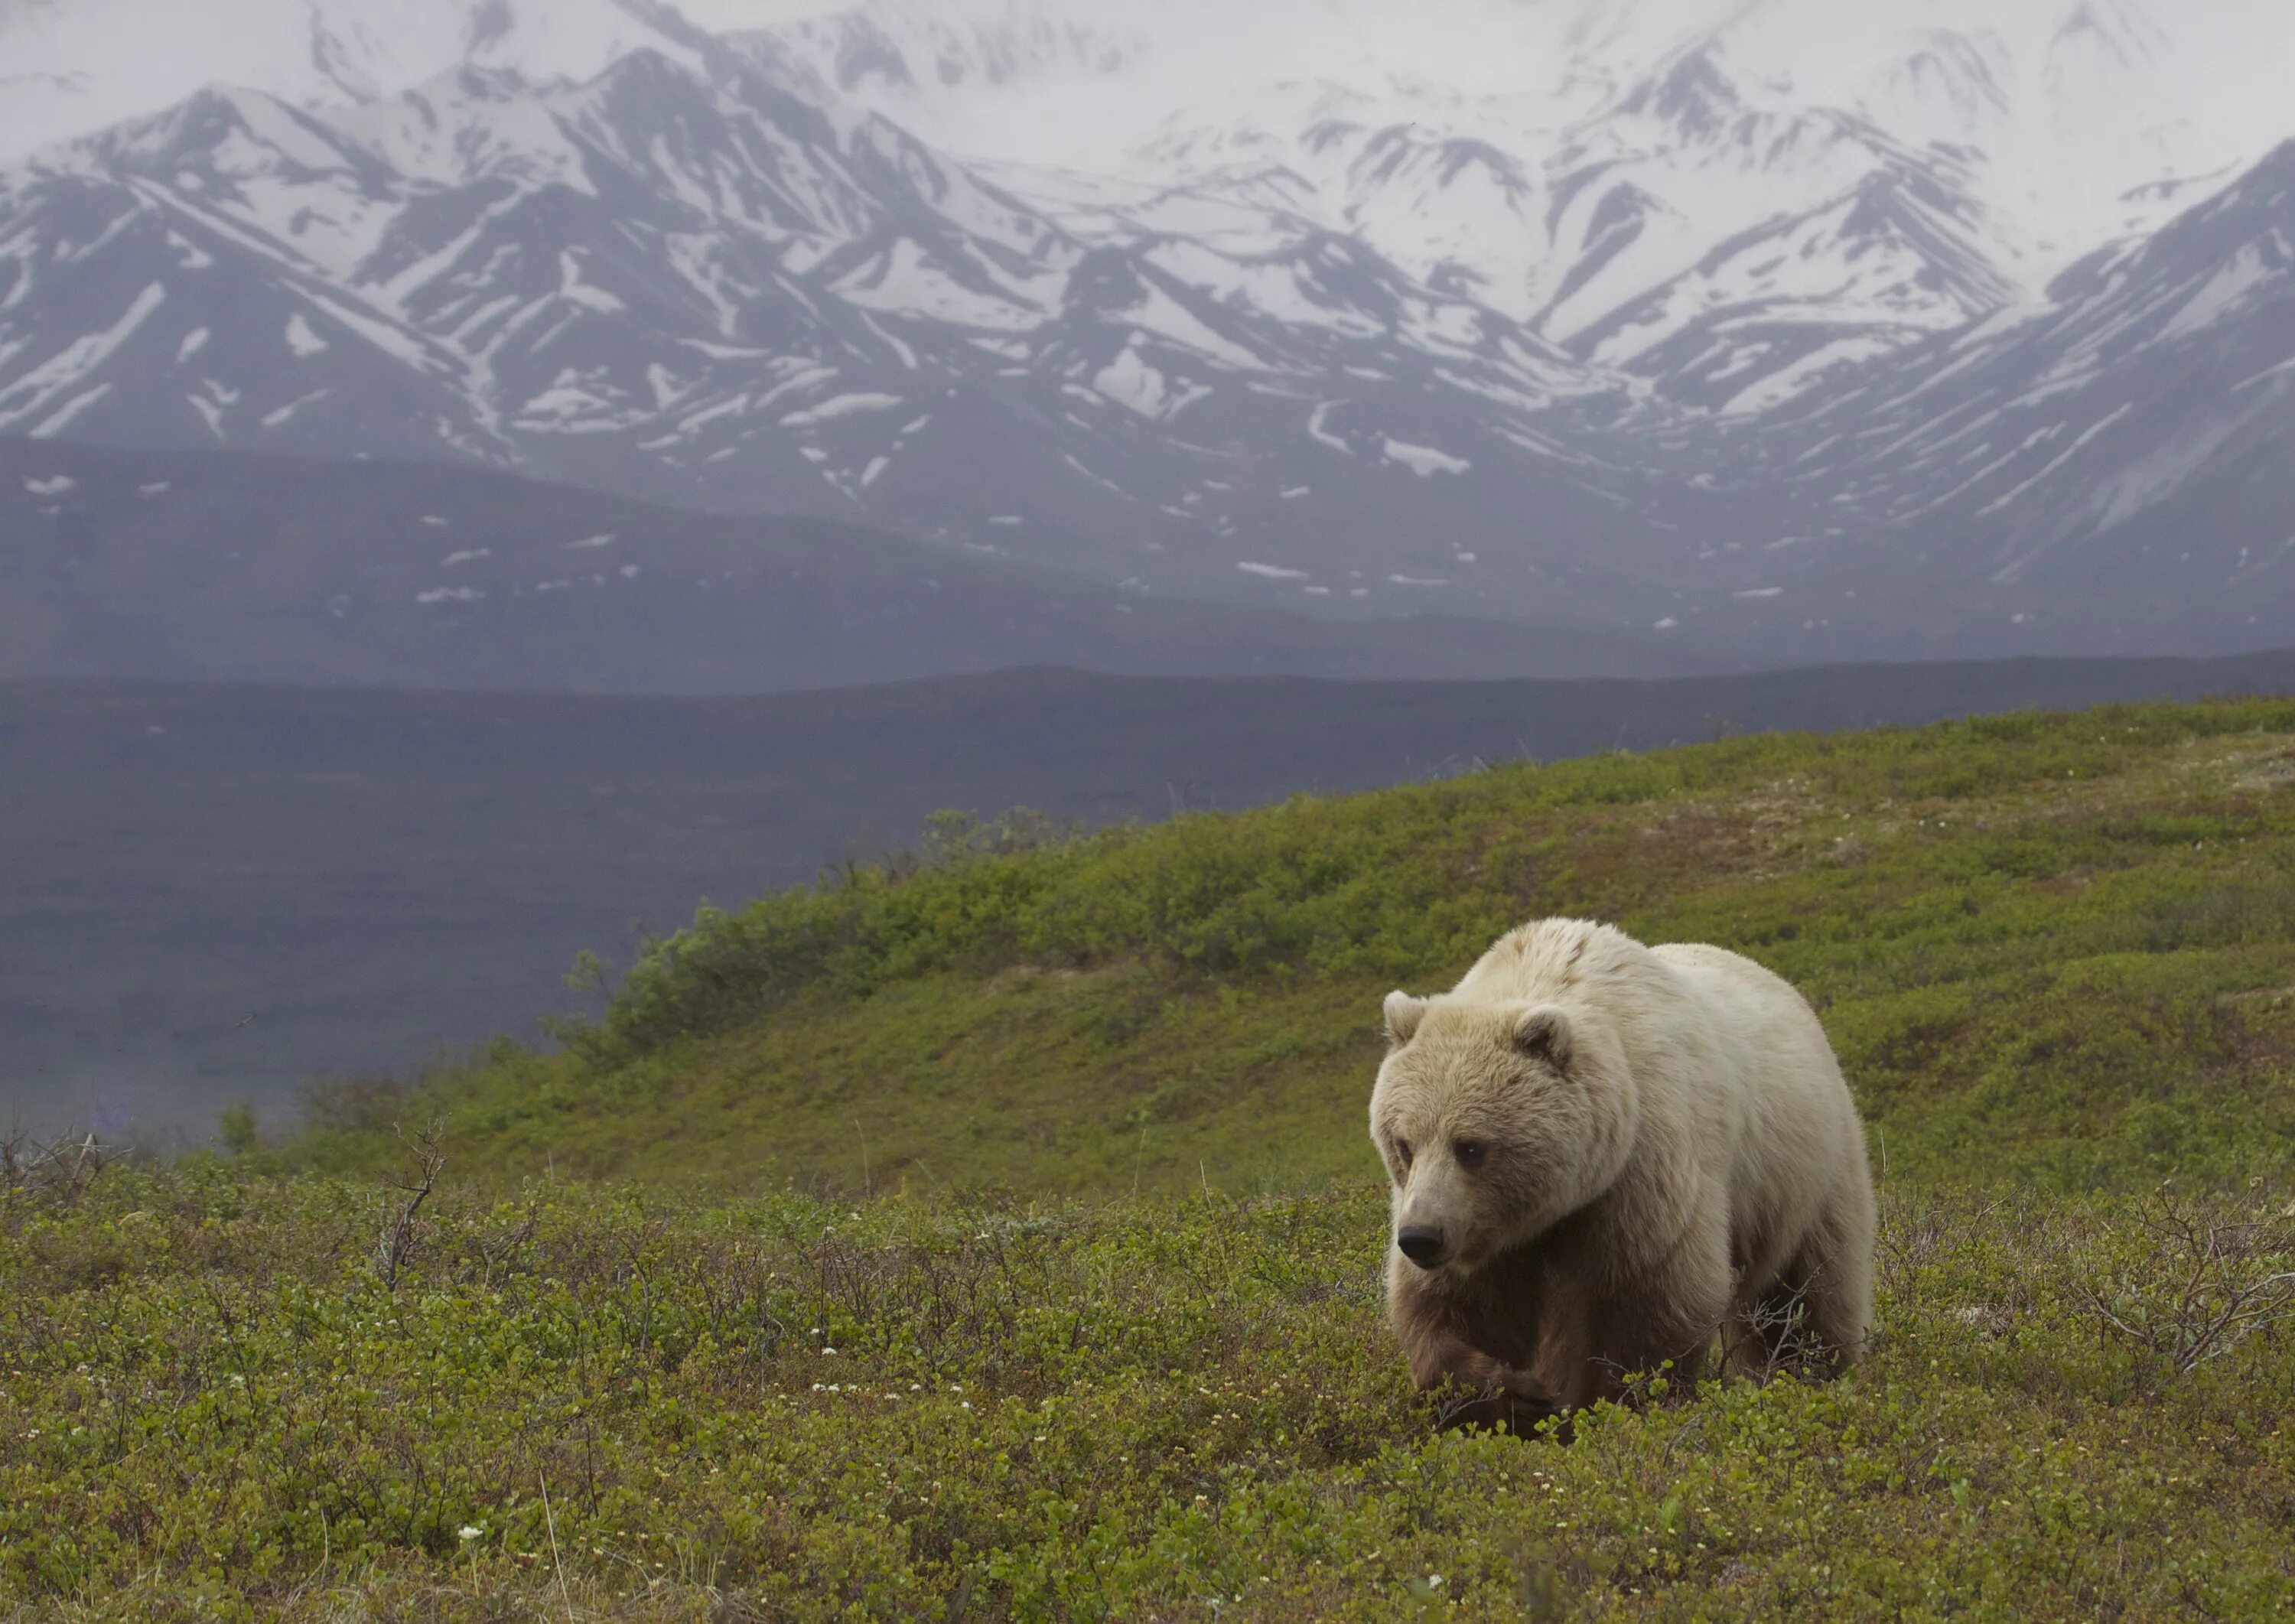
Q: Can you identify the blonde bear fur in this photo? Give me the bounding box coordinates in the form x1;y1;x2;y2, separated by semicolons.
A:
1370;917;1873;1427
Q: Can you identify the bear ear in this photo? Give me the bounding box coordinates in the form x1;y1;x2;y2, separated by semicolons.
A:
1511;1004;1574;1069
1383;991;1431;1049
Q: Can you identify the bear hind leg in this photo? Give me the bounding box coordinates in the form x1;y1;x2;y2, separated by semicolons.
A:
1797;1192;1874;1372
1732;1258;1818;1379
1737;1196;1873;1378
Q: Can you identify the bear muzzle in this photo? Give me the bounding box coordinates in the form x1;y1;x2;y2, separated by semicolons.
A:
1395;1223;1448;1269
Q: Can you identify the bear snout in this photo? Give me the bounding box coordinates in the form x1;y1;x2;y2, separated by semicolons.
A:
1395;1224;1448;1269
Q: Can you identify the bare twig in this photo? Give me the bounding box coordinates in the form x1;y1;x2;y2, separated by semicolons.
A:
2085;1184;2295;1378
2;1123;109;1215
375;1121;448;1291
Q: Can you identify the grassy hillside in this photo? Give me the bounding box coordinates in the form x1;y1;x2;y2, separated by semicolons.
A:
8;701;2295;1619
301;697;2295;1193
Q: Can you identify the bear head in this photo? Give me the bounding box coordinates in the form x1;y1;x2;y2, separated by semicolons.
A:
1368;990;1634;1279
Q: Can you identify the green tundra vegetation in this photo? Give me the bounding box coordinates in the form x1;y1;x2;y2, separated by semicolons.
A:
7;698;2295;1619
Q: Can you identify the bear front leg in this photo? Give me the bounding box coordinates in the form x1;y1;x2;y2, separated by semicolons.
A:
1536;1299;1715;1411
1388;1248;1559;1432
1547;1222;1730;1409
1404;1326;1561;1434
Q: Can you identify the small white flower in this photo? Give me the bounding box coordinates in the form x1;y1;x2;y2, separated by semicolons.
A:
459;1526;484;1542
822;1347;838;1356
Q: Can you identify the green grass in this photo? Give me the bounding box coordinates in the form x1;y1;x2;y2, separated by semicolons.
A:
10;699;2295;1618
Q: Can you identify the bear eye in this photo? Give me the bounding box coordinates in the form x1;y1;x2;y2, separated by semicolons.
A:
1453;1139;1486;1168
1395;1139;1414;1169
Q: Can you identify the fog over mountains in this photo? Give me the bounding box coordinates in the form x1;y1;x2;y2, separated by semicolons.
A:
5;0;2295;666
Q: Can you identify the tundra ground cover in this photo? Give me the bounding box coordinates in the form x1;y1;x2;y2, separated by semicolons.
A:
8;701;2295;1618
5;1168;2292;1620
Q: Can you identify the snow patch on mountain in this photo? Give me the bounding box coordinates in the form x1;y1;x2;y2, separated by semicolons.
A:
1384;439;1470;477
285;314;330;357
780;392;907;425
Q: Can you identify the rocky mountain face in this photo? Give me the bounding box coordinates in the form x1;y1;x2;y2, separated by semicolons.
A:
2;0;2292;666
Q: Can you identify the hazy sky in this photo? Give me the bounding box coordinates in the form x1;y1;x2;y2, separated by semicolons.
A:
3;0;2287;181
662;0;2290;154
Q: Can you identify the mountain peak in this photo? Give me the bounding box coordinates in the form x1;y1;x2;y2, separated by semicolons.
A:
1617;47;1746;140
2051;0;2171;67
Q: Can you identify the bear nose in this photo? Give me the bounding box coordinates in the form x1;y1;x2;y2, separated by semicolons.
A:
1396;1224;1447;1268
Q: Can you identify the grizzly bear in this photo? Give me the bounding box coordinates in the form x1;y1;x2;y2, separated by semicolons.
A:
1370;917;1873;1428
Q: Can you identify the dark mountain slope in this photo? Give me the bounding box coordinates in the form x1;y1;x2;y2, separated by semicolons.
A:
0;438;1708;690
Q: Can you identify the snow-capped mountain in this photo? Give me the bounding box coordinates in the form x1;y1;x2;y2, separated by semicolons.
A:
1724;138;2295;635
0;25;1681;623
744;0;2287;280
2;0;2293;664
